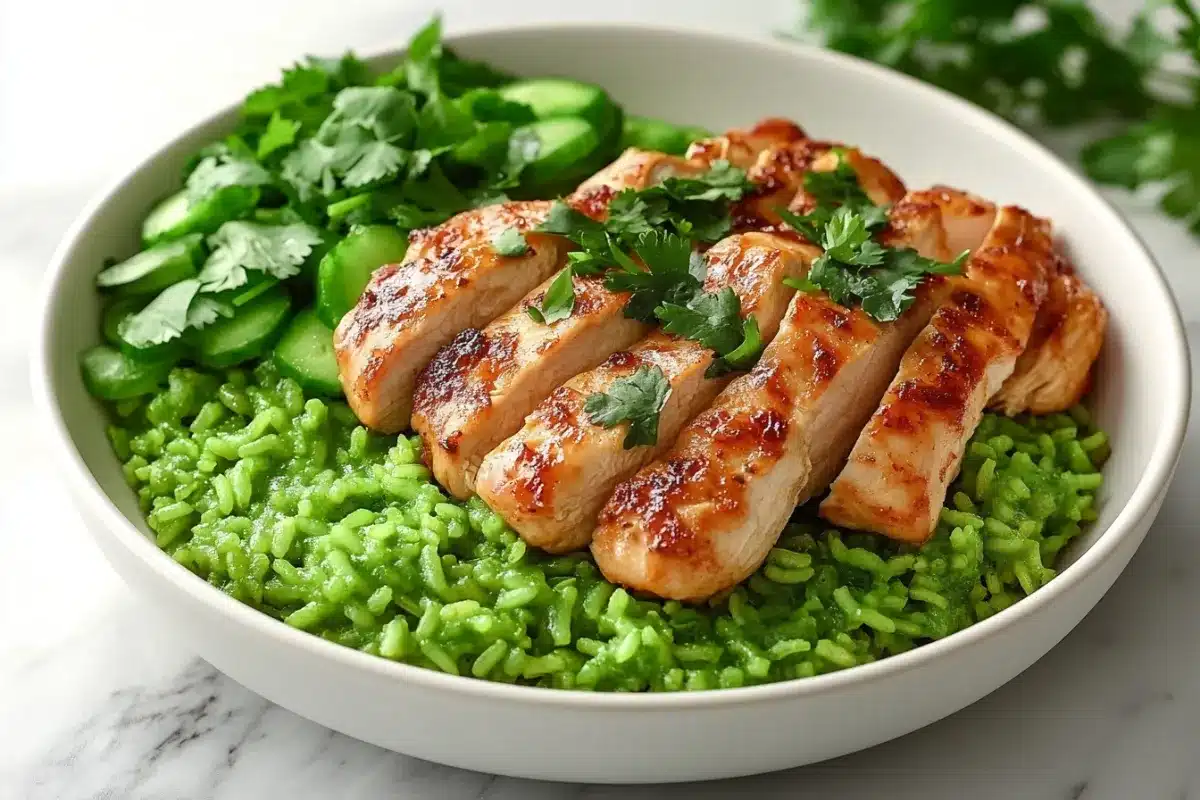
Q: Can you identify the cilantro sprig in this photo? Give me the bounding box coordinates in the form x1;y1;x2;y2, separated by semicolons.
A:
798;0;1200;236
583;364;672;448
780;205;966;323
526;268;576;324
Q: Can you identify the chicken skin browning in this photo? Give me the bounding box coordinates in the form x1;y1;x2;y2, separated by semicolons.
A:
821;203;1055;543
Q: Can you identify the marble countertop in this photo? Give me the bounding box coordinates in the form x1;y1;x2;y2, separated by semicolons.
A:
1;2;1197;798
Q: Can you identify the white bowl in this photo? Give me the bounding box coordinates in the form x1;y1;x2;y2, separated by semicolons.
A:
33;22;1192;784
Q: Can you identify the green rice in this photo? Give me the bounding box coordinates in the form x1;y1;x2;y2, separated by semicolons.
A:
106;361;1106;691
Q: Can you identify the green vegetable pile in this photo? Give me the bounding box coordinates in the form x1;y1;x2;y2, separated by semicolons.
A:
105;362;1106;691
80;17;713;401
798;0;1200;234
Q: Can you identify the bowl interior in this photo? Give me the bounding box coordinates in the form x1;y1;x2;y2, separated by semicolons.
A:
42;25;1187;663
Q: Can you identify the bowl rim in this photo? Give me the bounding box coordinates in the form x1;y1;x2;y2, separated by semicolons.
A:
32;20;1192;711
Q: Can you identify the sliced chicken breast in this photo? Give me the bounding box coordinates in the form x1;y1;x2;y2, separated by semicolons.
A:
990;256;1106;415
413;127;810;498
732;142;905;231
590;194;965;600
413;272;651;499
334;201;565;433
685;117;807;168
337;143;732;434
821;205;1055;543
475;232;822;554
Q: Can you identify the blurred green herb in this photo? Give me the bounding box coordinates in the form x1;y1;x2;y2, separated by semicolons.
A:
796;0;1200;233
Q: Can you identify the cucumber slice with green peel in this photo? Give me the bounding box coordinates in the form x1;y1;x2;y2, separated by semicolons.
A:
497;78;615;130
316;225;410;328
519;117;602;184
141;186;260;246
192;288;292;368
79;345;172;401
274;311;342;397
620;115;691;155
95;234;204;296
116;320;187;364
101;296;145;345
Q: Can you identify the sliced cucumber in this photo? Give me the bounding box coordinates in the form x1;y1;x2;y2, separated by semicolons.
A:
316;225;409;328
116;321;186;364
101;296;145;345
192;288;292;368
95;234;204;296
79;345;172;401
274;311;342;397
498;78;614;130
141;186;260;246
620;115;691;155
519;117;602;185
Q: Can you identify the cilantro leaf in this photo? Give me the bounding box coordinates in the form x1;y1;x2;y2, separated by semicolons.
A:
198;221;323;292
256;112;300;159
715;315;764;373
118;279;201;347
492;226;528;256
326;86;417;143
605;231;701;322
655;287;745;355
342;140;408;188
584;364;672;449
657;287;767;376
526;267;575;324
186;295;235;329
706;321;764;378
782;201;965;322
405;16;444;97
185;155;270;205
856;248;968;322
658;160;754;202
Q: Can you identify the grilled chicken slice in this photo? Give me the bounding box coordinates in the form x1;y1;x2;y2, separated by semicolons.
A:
686;117;808;168
337;143;729;434
334;202;565;433
733;142;906;231
475;232;822;554
821;204;1055;543
990;257;1106;415
412;127;810;498
590;194;964;600
413;273;651;499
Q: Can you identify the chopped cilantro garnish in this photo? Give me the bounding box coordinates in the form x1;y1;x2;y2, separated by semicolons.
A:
185;153;271;205
525;267;576;324
492;226;528;256
656;287;765;377
198;221;324;292
584;364;672;449
781;205;967;323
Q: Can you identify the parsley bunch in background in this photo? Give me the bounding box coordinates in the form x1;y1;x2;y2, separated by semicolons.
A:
796;0;1200;234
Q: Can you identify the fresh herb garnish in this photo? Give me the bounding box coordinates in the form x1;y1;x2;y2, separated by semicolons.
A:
525;268;576;324
197;221;324;292
584;364;672;449
797;0;1200;237
780;205;966;323
117;280;233;348
491;226;528;256
185;153;272;205
656;287;766;377
604;231;702;322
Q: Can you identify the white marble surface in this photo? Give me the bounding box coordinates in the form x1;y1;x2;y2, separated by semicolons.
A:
1;1;1198;798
